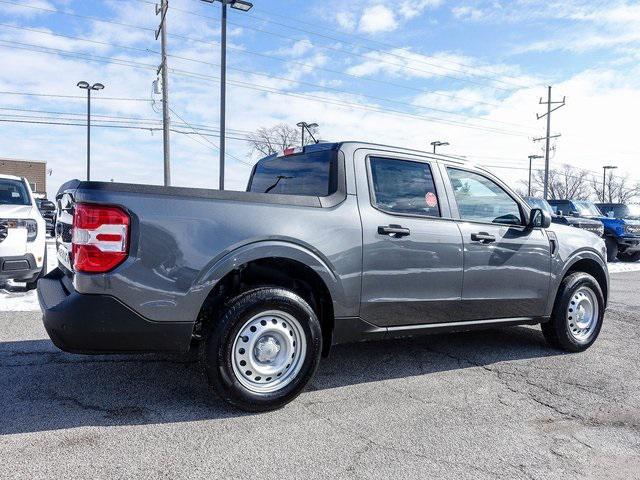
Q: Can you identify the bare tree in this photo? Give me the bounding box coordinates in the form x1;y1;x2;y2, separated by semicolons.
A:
529;164;591;200
246;123;320;157
589;173;640;203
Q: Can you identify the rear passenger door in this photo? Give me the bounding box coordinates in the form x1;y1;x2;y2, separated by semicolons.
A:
355;150;464;327
442;166;551;320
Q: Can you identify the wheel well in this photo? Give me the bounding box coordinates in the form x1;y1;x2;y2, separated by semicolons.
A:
565;259;608;303
195;257;335;356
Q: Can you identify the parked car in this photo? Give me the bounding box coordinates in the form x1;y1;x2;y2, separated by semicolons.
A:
35;198;56;236
38;142;609;411
549;199;640;262
0;174;47;289
525;197;604;237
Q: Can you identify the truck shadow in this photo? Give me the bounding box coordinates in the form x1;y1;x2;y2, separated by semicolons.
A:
0;326;562;435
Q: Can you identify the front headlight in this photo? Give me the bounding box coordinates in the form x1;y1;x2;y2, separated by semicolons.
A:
625;225;638;235
7;219;38;242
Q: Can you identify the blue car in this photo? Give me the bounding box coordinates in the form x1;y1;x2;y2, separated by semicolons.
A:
549;199;640;262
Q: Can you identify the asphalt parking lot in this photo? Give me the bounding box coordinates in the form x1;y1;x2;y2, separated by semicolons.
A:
1;267;640;479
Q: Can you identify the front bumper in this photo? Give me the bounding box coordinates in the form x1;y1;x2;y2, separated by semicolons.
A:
38;269;194;354
0;253;40;281
618;236;640;252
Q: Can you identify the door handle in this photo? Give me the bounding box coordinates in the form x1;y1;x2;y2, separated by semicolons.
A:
378;224;411;238
471;232;496;243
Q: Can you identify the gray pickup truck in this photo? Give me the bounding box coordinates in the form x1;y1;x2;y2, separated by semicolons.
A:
38;142;609;411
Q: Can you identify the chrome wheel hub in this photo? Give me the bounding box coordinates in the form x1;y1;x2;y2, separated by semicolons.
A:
567;287;598;341
231;310;306;393
254;336;281;363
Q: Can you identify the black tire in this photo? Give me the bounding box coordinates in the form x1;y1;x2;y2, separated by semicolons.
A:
202;287;322;412
541;272;604;352
604;237;618;262
25;248;47;291
616;250;640;262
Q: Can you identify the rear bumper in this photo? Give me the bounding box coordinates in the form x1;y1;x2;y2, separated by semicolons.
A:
0;253;40;281
38;268;194;354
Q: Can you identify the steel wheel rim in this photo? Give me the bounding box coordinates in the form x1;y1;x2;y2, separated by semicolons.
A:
231;310;307;393
567;287;598;342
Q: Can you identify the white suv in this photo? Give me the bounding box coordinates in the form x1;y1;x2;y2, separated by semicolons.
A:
0;174;47;290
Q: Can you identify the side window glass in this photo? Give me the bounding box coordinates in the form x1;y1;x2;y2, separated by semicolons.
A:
447;168;522;225
369;157;441;217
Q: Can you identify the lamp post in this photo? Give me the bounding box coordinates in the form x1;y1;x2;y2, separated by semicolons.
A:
201;0;253;190
602;165;618;202
528;155;544;197
77;81;104;181
296;122;318;146
430;140;449;154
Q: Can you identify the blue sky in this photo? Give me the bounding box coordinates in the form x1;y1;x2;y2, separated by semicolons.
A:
0;0;638;197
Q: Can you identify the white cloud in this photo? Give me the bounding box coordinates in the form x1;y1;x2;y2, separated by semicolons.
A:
358;5;398;34
398;0;443;20
452;6;485;21
0;0;54;18
335;11;356;32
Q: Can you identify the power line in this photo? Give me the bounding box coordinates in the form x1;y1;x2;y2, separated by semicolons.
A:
0;0;529;94
180;0;536;90
0;23;516;121
0;40;533;137
0;90;154;102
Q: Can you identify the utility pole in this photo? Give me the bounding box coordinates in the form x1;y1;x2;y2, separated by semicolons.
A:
602;165;618;202
156;0;171;186
527;154;544;197
535;86;565;200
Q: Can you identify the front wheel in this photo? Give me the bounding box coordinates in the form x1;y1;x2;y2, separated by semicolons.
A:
202;287;322;412
541;272;604;352
25;249;47;291
616;250;640;262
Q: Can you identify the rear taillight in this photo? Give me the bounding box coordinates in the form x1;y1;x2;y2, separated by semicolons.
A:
72;203;130;273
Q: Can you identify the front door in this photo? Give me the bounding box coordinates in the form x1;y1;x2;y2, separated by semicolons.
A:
443;166;552;320
355;151;464;327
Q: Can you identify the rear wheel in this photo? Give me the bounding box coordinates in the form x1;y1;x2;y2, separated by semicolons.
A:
616;250;640;262
202;287;322;412
541;272;604;352
604;237;618;262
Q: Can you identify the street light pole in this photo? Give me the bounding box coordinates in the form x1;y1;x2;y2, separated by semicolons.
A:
201;0;253;190
77;81;104;181
602;165;618;202
296;122;319;146
528;155;544;197
430;140;449;154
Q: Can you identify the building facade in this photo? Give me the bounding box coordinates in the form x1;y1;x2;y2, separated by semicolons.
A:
0;158;47;195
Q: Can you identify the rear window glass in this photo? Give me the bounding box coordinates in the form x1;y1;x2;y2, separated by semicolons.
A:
248;150;338;197
0;178;30;206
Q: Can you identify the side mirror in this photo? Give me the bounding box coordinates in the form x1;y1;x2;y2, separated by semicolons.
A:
529;208;551;229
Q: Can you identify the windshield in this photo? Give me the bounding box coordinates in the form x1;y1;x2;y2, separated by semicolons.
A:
525;197;555;216
599;204;640;220
0;178;31;206
573;201;601;217
248;148;338;197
